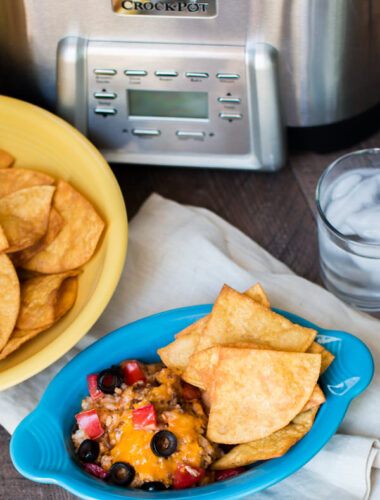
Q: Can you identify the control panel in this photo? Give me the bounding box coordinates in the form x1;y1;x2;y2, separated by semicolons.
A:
87;42;249;156
57;38;285;170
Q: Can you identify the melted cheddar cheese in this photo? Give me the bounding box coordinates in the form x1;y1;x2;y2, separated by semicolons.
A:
110;409;205;485
75;364;217;488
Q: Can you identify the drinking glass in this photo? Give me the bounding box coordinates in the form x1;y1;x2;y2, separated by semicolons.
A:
315;148;380;312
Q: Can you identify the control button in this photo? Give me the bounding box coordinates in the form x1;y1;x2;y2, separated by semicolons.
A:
94;107;117;115
176;131;205;138
155;71;178;77
219;112;243;120
185;72;209;79
216;73;240;80
218;97;241;104
94;92;117;99
93;69;117;76
132;129;161;136
124;70;148;76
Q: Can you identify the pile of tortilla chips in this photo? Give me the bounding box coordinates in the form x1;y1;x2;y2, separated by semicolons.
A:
0;149;105;360
158;283;334;469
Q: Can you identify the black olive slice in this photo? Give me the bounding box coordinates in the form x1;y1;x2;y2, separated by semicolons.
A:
110;462;135;486
150;430;177;458
97;368;123;394
140;481;167;491
110;364;124;379
77;439;99;463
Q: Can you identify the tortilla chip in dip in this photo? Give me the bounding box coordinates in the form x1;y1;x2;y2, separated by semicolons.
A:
0;254;20;351
184;347;325;408
307;341;335;373
245;282;271;308
182;345;221;390
22;180;105;273
168;283;272;374
175;283;270;340
212;406;319;469
302;384;325;411
0;185;55;253
245;285;334;371
157;332;201;375
206;347;321;443
175;315;208;339
197;285;316;354
183;343;265;390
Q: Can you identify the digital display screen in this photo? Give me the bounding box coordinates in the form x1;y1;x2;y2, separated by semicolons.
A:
127;89;208;119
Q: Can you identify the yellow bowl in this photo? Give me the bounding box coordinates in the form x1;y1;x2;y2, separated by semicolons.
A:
0;95;128;390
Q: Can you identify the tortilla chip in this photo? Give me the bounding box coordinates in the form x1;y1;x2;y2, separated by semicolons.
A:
185;348;326;416
175;283;270;340
0;327;47;360
302;384;325;411
16;270;80;331
0;185;55;253
246;285;334;375
197;285;316;354
0;149;15;169
201;389;212;413
22;180;105;273
0;225;9;252
0;254;20;351
157;332;201;375
183;343;265;390
212;406;319;469
168;283;270;376
182;345;221;390
162;285;328;381
175;315;208;339
11;208;64;266
307;341;335;373
245;283;271;308
248;284;334;373
55;276;78;320
0;168;54;198
206;347;321;443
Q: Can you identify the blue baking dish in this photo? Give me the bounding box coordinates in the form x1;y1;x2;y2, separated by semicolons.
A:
10;305;374;499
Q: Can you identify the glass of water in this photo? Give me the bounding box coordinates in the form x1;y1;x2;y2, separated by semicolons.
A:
316;148;380;312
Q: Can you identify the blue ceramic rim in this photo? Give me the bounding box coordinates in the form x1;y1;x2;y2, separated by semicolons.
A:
10;305;374;500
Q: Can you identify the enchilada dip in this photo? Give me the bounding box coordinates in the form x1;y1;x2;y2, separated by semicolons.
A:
70;284;329;491
72;360;221;490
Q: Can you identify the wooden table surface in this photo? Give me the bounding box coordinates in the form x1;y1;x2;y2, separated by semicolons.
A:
1;129;379;499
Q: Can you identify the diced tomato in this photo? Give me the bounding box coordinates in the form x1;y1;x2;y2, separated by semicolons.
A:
87;374;104;402
123;360;146;385
173;463;206;489
83;463;109;479
132;404;157;430
182;383;201;401
215;467;247;481
75;409;104;439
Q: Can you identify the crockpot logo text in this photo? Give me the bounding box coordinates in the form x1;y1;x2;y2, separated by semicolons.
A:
120;1;209;12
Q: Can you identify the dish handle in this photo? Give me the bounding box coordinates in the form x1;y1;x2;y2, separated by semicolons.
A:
10;407;69;482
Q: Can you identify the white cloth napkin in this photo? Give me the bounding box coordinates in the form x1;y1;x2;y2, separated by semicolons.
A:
1;193;379;499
